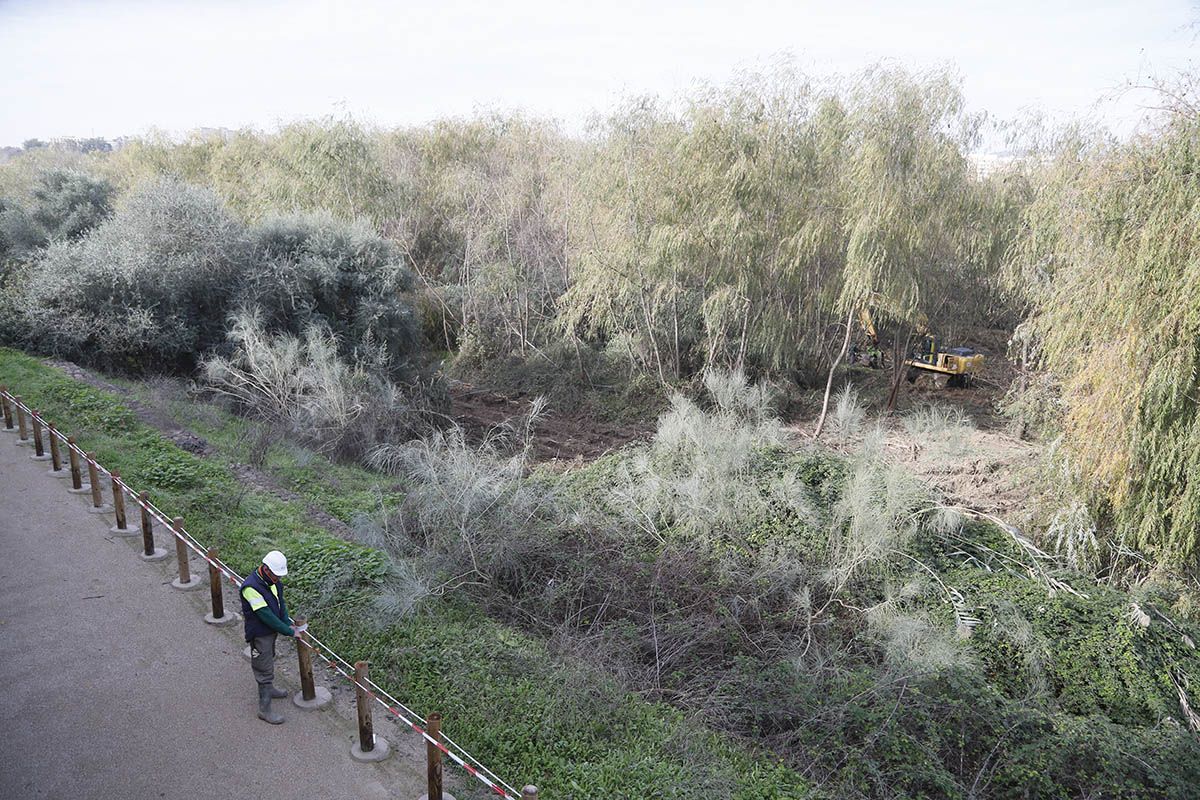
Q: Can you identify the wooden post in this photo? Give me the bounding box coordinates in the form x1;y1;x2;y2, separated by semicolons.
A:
206;547;227;621
291;618;331;711
48;423;63;472
111;471;129;531
31;412;45;457
354;661;375;753
172;516;191;585
15;397;28;441
67;438;83;489
0;387;11;429
295;617;316;702
139;492;156;554
426;712;444;800
522;787;539;800
87;453;104;509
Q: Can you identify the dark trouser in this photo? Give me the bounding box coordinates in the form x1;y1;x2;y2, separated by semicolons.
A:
250;633;278;685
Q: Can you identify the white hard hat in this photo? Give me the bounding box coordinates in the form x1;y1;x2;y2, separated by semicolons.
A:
263;550;288;576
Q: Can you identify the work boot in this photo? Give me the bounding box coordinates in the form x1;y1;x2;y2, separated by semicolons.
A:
268;683;287;699
257;683;284;724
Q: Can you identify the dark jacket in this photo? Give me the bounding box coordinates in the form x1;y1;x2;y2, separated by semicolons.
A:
239;567;290;642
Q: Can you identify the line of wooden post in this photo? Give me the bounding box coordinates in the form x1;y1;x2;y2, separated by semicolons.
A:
426;712;444;800
170;516;201;590
111;471;129;530
86;453;107;511
135;491;165;559
208;548;223;616
203;547;236;625
3;390;540;798
67;437;83;490
296;617;317;701
355;660;375;752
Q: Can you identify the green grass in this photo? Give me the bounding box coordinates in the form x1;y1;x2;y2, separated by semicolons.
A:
0;347;809;799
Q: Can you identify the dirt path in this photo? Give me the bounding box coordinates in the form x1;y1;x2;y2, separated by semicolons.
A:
0;432;425;800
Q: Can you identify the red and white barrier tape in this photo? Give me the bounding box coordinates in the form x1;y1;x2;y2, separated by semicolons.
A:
1;389;523;800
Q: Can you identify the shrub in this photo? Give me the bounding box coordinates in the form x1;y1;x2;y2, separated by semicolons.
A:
242;212;420;373
10;182;427;383
202;310;432;458
824;424;933;593
366;401;561;591
901;403;974;465
829;383;866;444
613;370;811;545
17;178;249;371
0;204;43;263
0;169;114;264
29;169;115;242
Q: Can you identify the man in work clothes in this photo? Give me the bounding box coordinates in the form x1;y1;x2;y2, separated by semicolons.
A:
240;550;296;724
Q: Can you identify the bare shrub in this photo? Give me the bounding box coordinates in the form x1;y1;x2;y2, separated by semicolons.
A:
902;403;974;465
1021;436;1104;575
202;309;429;458
1047;499;1099;572
366;411;562;592
825;424;930;593
612;370;815;545
867;605;970;673
829;383;866;444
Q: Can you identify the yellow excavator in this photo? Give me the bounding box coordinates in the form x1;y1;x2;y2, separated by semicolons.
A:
904;336;984;388
853;309;983;388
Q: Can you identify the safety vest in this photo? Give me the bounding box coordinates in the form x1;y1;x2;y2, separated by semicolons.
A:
239;567;286;642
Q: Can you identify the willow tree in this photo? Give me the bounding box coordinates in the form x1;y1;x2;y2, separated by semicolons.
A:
834;67;997;410
562;66;1004;389
562;72;849;382
376;116;571;360
1007;93;1200;565
104;120;402;228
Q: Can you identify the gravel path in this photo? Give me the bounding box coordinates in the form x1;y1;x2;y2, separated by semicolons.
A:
0;429;425;800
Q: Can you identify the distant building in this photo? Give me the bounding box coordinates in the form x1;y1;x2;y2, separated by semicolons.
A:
969;152;1017;178
195;127;236;142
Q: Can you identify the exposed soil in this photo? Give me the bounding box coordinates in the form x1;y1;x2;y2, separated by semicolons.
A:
450;380;652;465
883;426;1039;521
784;327;1041;523
50;330;1037;530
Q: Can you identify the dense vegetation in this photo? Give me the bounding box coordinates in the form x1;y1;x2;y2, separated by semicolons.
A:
0;349;808;798
0;67;1016;382
1005;98;1200;569
4;64;1200;798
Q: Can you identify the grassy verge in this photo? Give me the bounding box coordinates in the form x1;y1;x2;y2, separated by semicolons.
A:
0;347;809;799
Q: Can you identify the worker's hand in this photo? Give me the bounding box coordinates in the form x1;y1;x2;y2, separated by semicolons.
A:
292;621;309;635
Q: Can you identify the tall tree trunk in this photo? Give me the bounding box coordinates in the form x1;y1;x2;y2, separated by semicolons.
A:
671;270;682;380
814;309;856;438
734;295;752;372
885;327;913;412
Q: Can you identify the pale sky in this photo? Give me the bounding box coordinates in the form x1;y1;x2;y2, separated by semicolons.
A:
0;0;1195;148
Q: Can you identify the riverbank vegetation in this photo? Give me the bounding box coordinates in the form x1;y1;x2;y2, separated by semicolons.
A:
4;64;1200;798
